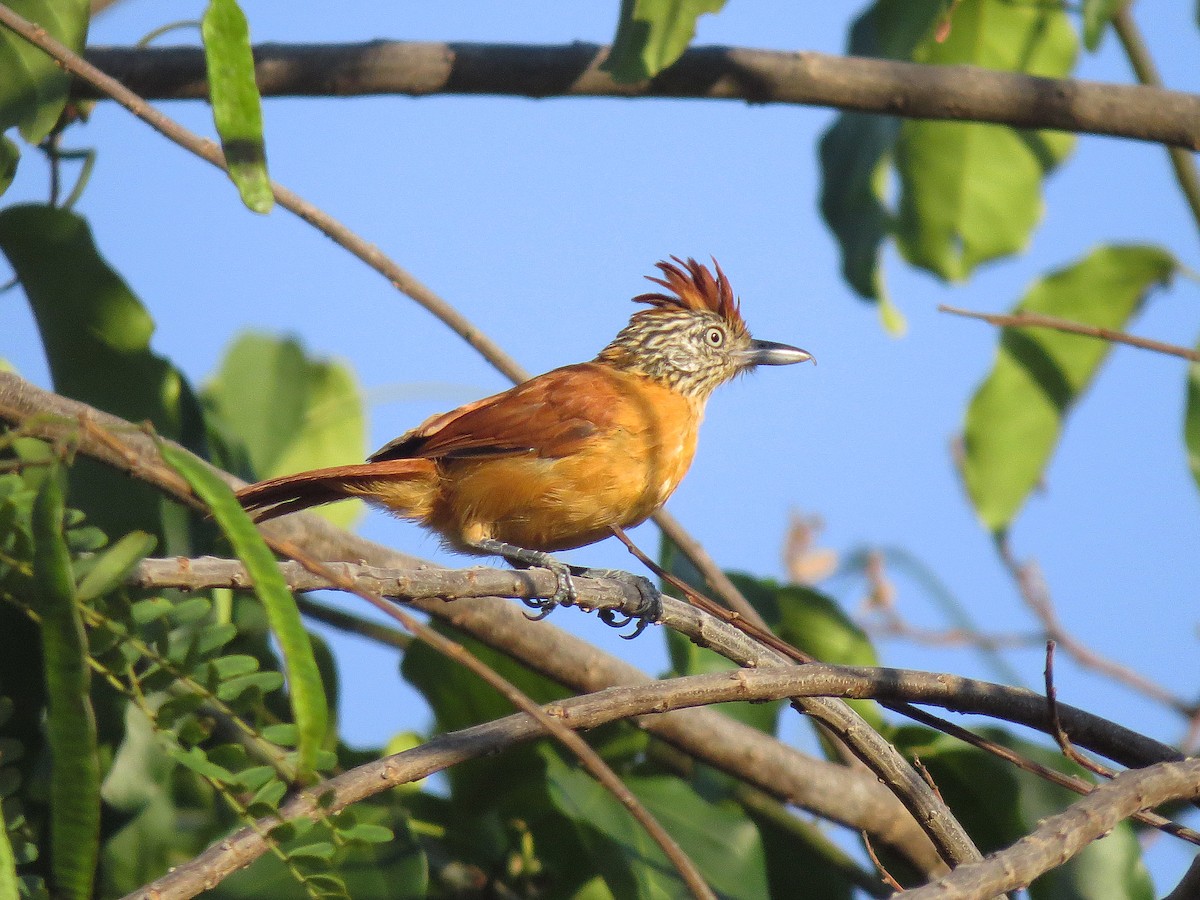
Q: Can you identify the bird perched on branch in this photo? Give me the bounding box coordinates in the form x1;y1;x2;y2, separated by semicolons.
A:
238;257;812;632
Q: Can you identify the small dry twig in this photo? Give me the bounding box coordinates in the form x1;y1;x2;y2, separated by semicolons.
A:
939;305;1199;362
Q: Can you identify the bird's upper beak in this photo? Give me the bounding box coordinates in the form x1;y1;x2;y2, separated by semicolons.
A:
738;339;814;368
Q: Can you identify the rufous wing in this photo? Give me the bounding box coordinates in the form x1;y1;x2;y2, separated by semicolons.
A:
369;363;628;462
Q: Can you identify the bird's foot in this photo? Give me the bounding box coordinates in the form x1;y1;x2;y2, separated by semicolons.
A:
571;567;662;639
468;540;660;635
470;539;577;620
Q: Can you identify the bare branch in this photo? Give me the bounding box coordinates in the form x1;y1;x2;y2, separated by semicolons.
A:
76;41;1200;149
1112;6;1200;232
997;538;1198;718
120;665;1200;899
901;758;1200;899
939;304;1200;362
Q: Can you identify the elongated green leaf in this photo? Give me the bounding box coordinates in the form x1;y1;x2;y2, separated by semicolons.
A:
962;245;1176;532
201;0;273;213
74;530;156;602
545;750;767;899
1186;341;1200;496
0;824;16;900
203;333;365;528
817;0;941;318
0;0;88;143
159;443;328;780
895;0;1078;280
31;471;100;900
602;0;725;82
0;136;16;199
1081;0;1123;50
0;205;208;552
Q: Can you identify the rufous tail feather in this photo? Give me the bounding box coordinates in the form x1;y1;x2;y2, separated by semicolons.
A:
236;459;435;522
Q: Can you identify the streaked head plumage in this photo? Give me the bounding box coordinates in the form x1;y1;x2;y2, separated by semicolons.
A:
597;256;809;399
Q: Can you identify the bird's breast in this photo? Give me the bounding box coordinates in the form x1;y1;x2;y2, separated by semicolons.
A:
435;376;703;552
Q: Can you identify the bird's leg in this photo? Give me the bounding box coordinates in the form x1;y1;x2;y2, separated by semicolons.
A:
468;540;661;637
469;538;577;619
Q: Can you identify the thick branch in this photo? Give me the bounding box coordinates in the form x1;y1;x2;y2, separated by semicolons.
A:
901;758;1200;898
125;666;931;900
128;556;1184;773
79;42;1200;149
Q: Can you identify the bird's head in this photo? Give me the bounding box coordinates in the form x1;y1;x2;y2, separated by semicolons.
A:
597;257;812;399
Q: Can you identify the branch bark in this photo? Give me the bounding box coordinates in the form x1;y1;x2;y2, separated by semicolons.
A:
900;758;1200;898
77;41;1200;149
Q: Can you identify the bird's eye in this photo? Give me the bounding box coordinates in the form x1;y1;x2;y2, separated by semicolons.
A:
705;327;724;347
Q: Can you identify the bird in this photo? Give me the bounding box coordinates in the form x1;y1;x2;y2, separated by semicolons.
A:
237;257;812;632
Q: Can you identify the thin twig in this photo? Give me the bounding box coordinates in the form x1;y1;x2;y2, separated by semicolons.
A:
901;759;1200;899
996;537;1197;718
861;831;905;893
1112;5;1200;235
938;304;1200;362
74;41;1200;149
1044;640;1112;779
896;698;1200;846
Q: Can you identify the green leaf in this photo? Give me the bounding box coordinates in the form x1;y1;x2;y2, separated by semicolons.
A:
895;122;1075;282
1186;340;1200;497
0;136;17;199
545;751;768;899
602;0;725;82
1081;0;1123;51
0;0;88;143
0;808;19;900
817;113;897;305
891;727;1152;899
742;575;884;732
74;530;156;602
203;333;366;528
962;245;1176;532
159;443;328;780
659;539;781;734
0;205;209;552
31;470;100;900
820;0;1079;303
817;0;942;314
200;0;273;213
167;745;236;782
894;0;1078;280
402;625;569;805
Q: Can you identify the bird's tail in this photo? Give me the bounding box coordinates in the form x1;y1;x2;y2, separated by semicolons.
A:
236;459;438;522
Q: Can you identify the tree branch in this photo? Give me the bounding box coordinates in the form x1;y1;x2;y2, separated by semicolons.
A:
900;758;1200;898
939;304;1200;363
121;665;1199;899
76;41;1200;149
0;370;945;872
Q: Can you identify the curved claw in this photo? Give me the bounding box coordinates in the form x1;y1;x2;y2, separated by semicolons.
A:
522;597;558;622
598;607;650;639
520;564;576;621
583;569;661;638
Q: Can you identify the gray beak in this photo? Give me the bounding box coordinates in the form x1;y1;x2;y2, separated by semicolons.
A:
739;339;814;367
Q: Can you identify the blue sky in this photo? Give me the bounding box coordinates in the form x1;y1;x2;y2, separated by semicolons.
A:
4;0;1199;889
